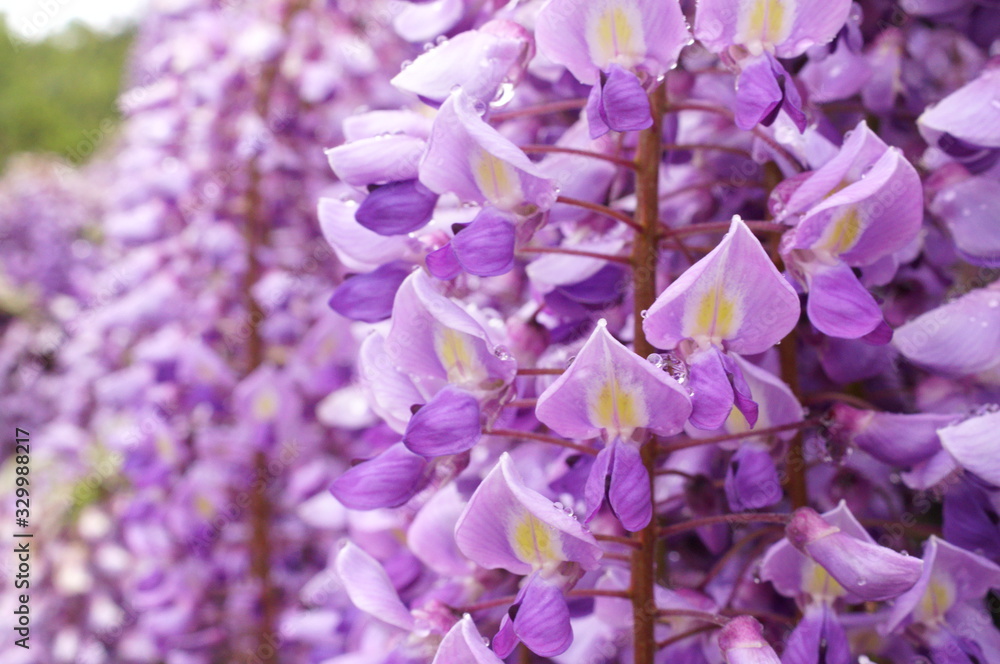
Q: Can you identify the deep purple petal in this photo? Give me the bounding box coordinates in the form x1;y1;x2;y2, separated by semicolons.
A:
330;442;430;510
403;385;481;457
806;262;885;339
355;179;438;236
513;576;573;657
328;262;412;323
607;441;652;532
453;209;516;277
599;65;653;134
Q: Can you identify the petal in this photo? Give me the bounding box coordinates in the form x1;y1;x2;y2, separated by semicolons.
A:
426;243;462;280
781;121;894;217
686;348;736;431
453;209;516;277
931;175;1000;267
454;453;603;574
607;441;652;531
734;53;783;131
721;351;759;428
584;445;614;523
326;134;425;186
391;26;532;103
432;616;506;664
885;536;1000;633
355;179;438;236
791;146;922;266
385;271;517;396
318;198;408;272
787;507;923;601
718;616;781;664
721;354;801;437
328;262;413;323
585;82;612;139
535;320;692;440
643;216;801;354
781;604;850;664
403;385;482;457
918;65;1000;151
329;443;429;511
759;500;868;602
805;261;886;340
938;410;1000;487
893;286;1000;376
725;442;781;511
943;480;1000;563
833;405;951;468
357;333;424;434
492;613;519;658
536;0;690;84
409;484;473;577
420;91;556;214
599;65;653;133
695;0;851;58
514;576;573;657
392;0;463;42
335;542;415;631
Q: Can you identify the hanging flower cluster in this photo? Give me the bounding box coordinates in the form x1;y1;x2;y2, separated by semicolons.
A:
320;0;1000;661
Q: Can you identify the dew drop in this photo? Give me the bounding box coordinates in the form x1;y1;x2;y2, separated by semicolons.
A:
400;59;413;70
490;82;515;108
422;42;434;51
647;353;666;369
493;345;512;361
857;578;867;586
565;355;576;368
640;309;649;318
435;35;448;45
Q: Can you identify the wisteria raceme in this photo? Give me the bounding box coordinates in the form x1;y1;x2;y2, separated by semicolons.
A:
3;0;1000;663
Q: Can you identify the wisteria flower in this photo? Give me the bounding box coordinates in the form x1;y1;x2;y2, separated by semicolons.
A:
535;320;692;530
643;216;800;429
535;0;690;137
454;453;602;657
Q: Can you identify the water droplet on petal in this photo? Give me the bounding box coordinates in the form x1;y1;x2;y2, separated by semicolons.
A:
640;309;649;319
565;355;576;368
493;345;512;361
647;353;666;369
490;82;515;108
857;578;867;586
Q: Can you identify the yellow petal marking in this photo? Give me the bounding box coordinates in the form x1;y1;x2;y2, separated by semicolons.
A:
253;389;279;420
803;562;846;600
738;0;794;53
510;513;561;567
435;327;485;386
471;149;523;211
816;206;863;257
685;281;741;346
915;577;955;625
725;405;752;434
589;374;647;438
586;3;646;70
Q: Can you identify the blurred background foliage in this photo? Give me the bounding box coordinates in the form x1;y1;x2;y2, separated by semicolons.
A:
0;16;133;172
